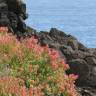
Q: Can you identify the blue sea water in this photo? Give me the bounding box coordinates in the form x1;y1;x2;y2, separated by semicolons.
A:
25;0;96;48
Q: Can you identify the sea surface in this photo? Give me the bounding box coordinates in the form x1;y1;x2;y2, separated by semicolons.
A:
25;0;96;48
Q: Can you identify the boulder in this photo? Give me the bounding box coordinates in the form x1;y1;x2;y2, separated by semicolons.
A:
88;48;96;56
60;45;75;60
78;42;88;52
38;31;53;46
49;28;68;38
67;34;77;40
78;87;96;96
49;28;68;45
73;51;93;59
85;66;96;87
85;57;96;66
0;3;9;26
67;39;79;50
67;59;90;86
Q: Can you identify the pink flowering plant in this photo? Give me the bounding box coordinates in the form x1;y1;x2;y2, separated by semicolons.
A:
0;27;79;96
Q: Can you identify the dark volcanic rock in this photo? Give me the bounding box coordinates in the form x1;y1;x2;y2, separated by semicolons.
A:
78;42;88;52
88;48;96;56
78;87;96;96
0;0;27;33
49;28;68;39
67;39;79;50
67;59;90;86
60;46;75;60
85;57;96;66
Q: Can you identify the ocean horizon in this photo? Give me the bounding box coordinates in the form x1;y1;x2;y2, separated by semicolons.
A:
25;0;96;48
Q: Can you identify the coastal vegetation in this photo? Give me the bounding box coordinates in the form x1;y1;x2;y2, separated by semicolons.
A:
0;27;78;96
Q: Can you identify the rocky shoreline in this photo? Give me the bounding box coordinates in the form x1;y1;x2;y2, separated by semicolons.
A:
15;27;96;96
0;0;96;95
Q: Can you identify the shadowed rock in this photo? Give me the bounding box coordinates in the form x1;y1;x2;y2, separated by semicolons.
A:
0;0;27;33
67;59;90;86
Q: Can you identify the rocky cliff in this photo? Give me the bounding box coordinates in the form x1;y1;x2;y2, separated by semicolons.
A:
0;0;27;34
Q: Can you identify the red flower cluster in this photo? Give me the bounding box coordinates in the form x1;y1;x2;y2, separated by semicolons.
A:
0;27;79;96
20;86;44;96
0;76;24;95
0;27;8;32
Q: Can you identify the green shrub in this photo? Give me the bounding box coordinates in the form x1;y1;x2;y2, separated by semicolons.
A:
0;27;78;96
